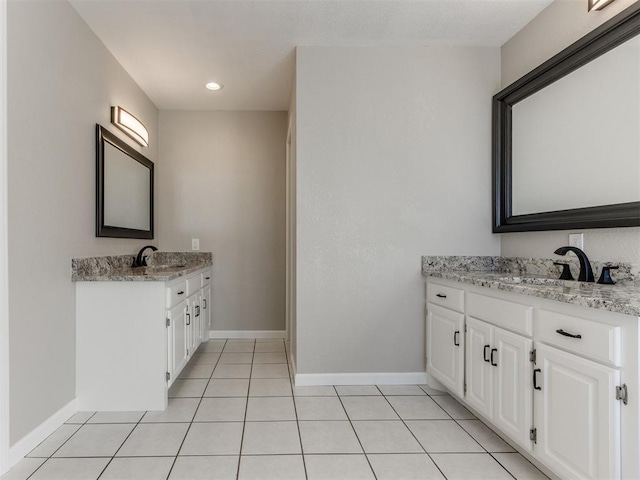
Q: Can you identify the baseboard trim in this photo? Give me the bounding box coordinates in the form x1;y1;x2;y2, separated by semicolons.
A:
8;399;77;469
209;330;286;339
294;372;428;386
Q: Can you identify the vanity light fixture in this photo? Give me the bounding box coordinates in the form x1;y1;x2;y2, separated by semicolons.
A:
588;0;616;11
111;106;149;147
205;81;223;91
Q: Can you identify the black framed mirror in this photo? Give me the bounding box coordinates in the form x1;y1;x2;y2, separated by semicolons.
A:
493;4;640;233
96;124;154;239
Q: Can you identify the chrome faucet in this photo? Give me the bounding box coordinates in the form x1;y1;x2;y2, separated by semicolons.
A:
132;245;158;268
553;246;594;282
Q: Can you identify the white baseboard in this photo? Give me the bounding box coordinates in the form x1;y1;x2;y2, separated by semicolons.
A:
294;372;428;386
7;399;77;469
209;330;286;339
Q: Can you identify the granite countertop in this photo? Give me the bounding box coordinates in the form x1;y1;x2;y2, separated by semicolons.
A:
422;256;640;317
72;252;213;282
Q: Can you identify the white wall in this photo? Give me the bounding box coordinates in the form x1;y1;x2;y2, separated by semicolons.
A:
500;0;640;263
8;1;158;445
287;77;298;364
0;0;9;472
158;111;286;333
295;46;501;375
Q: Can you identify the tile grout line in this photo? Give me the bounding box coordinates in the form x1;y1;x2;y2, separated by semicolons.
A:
286;341;308;480
165;338;227;480
94;407;150;479
333;386;378;480
376;385;450;480
24;411;99;480
430;394;524;479
235;339;257;479
487;452;530;480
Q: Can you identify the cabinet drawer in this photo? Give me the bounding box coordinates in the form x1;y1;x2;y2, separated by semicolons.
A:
536;309;621;367
427;283;465;313
202;269;212;286
166;280;187;309
467;293;533;337
186;273;202;297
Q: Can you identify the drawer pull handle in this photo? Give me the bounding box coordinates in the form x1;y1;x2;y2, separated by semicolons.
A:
195;305;200;317
490;348;498;367
436;293;447;298
203;299;207;308
177;291;185;295
483;345;491;363
205;276;211;280
533;368;542;390
556;329;582;339
186;313;191;326
453;331;460;346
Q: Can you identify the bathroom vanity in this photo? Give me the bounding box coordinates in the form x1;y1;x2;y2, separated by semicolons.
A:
73;252;213;411
424;256;640;480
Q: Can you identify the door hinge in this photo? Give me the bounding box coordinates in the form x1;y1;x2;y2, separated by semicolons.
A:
464;383;467;394
616;384;628;405
529;428;537;443
166;318;170;327
464;324;467;333
166;372;170;382
529;349;536;363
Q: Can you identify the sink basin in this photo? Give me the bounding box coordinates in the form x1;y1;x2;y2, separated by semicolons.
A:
497;276;565;286
144;264;187;272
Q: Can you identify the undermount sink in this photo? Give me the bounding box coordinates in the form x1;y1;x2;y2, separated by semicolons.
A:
496;276;566;286
144;264;187;271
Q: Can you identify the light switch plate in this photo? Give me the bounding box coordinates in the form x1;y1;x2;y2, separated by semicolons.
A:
191;238;200;251
569;233;583;251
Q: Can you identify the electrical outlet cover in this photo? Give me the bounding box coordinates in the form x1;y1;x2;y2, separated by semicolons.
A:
192;238;200;251
569;233;583;251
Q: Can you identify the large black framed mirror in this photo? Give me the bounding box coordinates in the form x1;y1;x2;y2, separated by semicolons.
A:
493;3;640;233
96;124;154;239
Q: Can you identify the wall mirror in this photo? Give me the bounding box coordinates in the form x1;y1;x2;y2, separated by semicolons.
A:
493;4;640;232
96;124;154;238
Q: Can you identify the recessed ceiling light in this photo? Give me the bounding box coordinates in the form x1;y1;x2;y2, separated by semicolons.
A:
205;82;223;91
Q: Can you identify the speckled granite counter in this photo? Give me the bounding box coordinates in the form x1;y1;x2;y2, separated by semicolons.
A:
422;255;640;317
72;252;213;282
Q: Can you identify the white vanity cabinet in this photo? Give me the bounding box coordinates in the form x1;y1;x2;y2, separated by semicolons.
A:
202;270;212;331
535;343;620;480
76;266;212;411
533;308;623;480
425;277;639;480
426;283;465;397
167;301;188;387
465;294;533;451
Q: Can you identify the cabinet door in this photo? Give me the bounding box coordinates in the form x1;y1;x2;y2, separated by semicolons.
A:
535;343;621;480
202;285;212;331
167;303;188;385
493;327;533;451
195;291;203;347
465;316;493;419
187;295;200;355
427;303;464;397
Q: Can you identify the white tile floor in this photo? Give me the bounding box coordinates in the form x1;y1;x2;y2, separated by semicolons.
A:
1;339;549;480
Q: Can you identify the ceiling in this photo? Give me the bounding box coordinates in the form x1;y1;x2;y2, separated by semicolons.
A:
69;0;554;112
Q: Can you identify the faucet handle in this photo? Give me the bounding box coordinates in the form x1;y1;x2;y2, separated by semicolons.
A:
553;262;574;281
597;266;619;285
